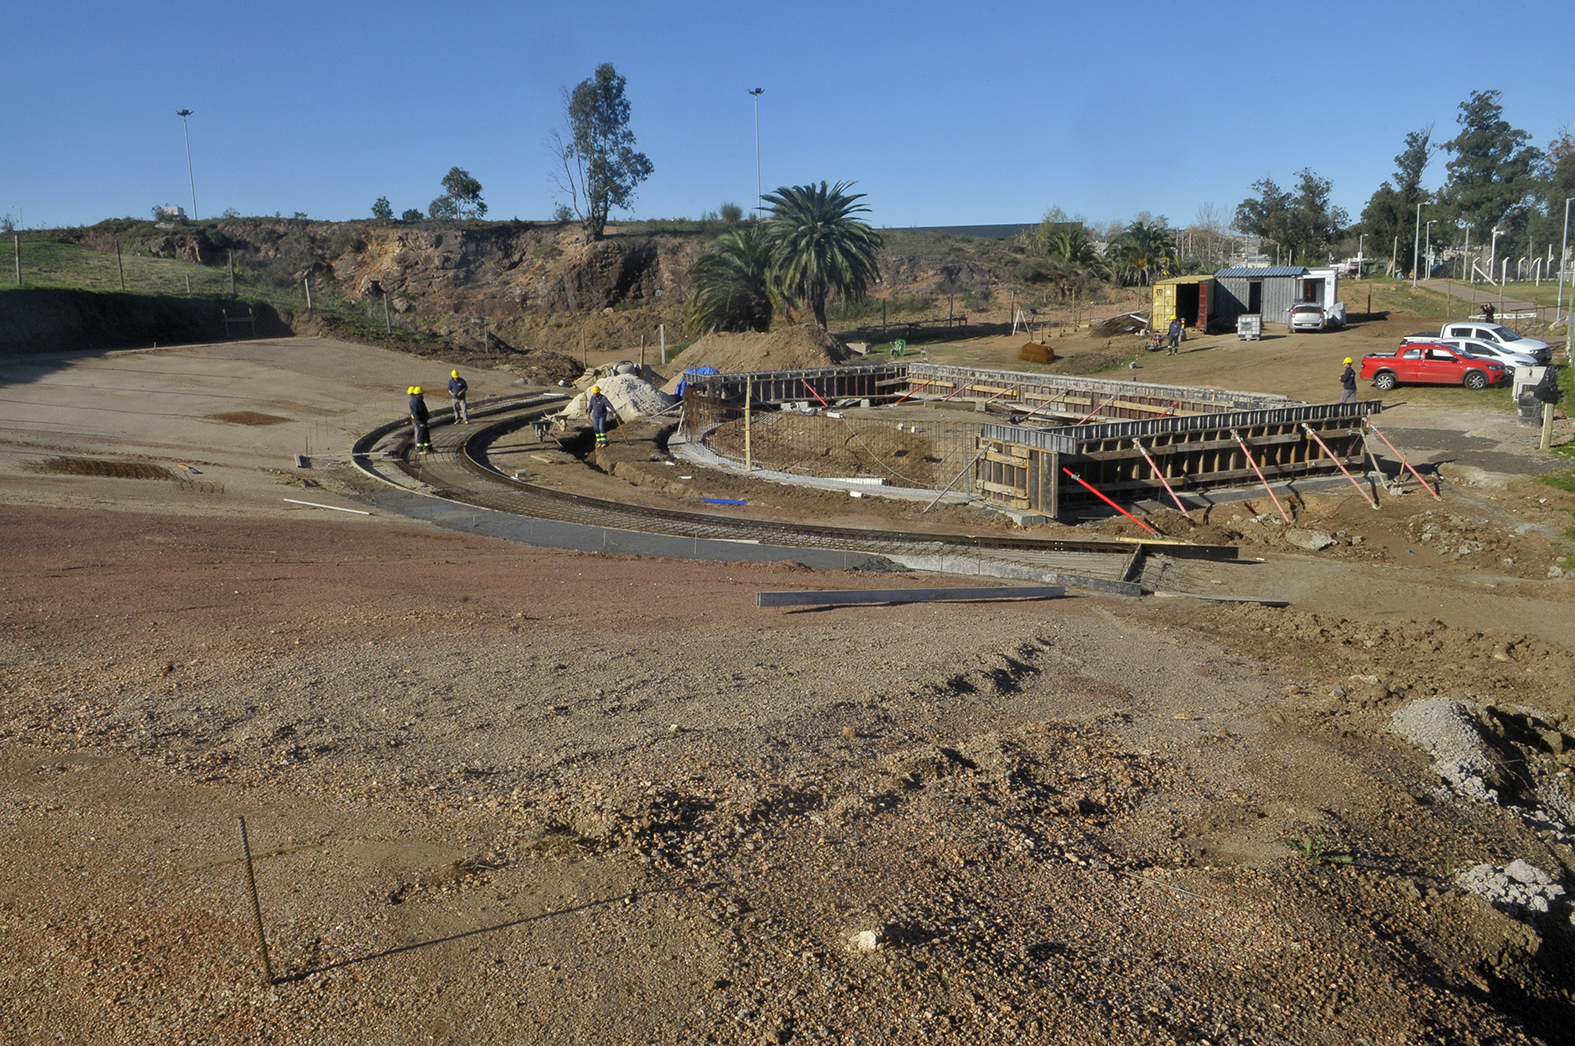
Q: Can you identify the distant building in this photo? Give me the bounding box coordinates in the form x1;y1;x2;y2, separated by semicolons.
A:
159;205;187;221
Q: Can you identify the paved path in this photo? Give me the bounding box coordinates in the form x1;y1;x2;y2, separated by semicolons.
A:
1418;278;1547;320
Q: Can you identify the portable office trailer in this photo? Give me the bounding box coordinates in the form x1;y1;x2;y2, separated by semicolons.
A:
1150;276;1216;332
1213;266;1308;327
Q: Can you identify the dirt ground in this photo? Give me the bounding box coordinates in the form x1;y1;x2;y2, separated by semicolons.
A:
3;329;1575;1045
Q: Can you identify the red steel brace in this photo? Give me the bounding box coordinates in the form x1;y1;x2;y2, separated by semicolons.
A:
1363;420;1442;500
1230;429;1291;522
1132;439;1193;520
1301;423;1377;509
1061;467;1158;535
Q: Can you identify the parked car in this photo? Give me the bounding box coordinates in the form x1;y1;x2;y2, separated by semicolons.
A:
1360;343;1508;391
1433;322;1551;362
1430;336;1541;369
1289;303;1326;332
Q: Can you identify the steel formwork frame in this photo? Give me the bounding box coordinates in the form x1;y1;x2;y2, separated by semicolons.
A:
678;361;1382;520
977;401;1382;517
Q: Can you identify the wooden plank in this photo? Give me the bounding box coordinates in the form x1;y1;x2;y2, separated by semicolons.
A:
757;585;1064;607
981;480;1026;496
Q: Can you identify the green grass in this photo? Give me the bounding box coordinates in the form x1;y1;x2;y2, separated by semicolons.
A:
5;238;245;298
0;235;442;352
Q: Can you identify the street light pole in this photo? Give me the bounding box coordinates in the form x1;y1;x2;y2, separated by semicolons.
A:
1489;226;1504;284
1412;201;1422;288
747;88;764;220
175;109;197;219
1557;197;1573;323
1424;220;1439;279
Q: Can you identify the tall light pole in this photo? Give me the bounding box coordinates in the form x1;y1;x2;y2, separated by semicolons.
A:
1489;226;1504;284
1557;197;1573;323
747;88;763;220
175;109;197;219
1424;220;1439;279
1411;201;1422;287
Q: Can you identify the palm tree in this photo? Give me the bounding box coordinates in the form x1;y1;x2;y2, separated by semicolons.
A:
762;181;883;329
1105;220;1177;286
686;226;776;333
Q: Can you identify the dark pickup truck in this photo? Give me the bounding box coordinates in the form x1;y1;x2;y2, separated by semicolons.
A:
1360;343;1508;391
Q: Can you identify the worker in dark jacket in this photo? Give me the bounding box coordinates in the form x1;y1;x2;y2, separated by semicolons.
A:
1339;358;1357;404
1166;317;1183;354
448;369;469;424
587;385;617;448
408;386;431;450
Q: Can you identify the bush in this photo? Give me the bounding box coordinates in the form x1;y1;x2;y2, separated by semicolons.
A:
400;208;424;223
720;202;743;223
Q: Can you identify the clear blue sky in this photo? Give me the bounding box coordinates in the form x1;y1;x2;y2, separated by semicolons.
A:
5;0;1571;232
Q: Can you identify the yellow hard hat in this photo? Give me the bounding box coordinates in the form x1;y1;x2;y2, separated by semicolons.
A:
451;370;459;378
406;386;414;394
411;385;424;395
590;385;601;394
1343;357;1353;365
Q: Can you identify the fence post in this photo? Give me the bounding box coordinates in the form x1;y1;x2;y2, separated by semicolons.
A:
384;291;391;333
13;235;19;287
116;239;125;290
303;278;312;312
228;249;235;297
660;323;666;365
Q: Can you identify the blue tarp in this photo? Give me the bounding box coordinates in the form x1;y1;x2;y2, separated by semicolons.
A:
675;366;720;398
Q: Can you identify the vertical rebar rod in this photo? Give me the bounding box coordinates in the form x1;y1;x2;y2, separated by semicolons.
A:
238;817;275;984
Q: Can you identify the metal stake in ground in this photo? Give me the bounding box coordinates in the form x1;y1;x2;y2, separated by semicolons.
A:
237;817;275;984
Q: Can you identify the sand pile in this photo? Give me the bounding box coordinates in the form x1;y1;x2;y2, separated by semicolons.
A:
558;372;677;420
661;325;853;393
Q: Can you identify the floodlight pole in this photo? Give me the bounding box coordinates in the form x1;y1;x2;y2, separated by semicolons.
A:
176;109;198;219
748;88;764;220
1424;220;1438;279
1412;202;1422;288
1557;197;1573;324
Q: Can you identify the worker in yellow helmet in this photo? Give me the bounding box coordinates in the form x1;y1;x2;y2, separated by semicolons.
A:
448;369;469;424
408;385;431;450
587;384;617;448
1339;358;1357;404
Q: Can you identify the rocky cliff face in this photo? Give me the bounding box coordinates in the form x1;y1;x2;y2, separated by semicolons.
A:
77;220;700;362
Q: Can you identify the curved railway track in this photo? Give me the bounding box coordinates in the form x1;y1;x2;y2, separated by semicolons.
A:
352;396;1237;587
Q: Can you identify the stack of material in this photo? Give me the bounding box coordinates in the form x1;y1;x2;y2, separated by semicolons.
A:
1018;342;1056;364
1090;312;1149;337
558;372;677;420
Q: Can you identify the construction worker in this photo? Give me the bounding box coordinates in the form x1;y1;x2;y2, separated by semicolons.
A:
1166;317;1183;354
587;385;617;448
1339;358;1358;404
408;386;431;450
448;369;469;424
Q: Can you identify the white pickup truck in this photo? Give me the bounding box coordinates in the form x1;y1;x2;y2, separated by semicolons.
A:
1403;322;1552;363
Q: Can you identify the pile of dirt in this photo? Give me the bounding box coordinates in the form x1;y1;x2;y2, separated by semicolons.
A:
661;325;853;391
1089;311;1148;337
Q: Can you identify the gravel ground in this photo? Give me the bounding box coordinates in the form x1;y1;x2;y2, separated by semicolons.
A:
4;504;1574;1045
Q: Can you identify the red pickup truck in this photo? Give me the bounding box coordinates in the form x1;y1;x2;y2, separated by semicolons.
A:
1360;343;1508;391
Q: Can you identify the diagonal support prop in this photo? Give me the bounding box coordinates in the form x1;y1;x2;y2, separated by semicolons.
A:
1364;420;1442;500
1132;438;1194;520
1062;467;1158;535
1301;424;1378;509
1231;429;1291;522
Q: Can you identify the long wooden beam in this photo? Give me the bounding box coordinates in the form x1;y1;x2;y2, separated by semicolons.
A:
757;585;1065;608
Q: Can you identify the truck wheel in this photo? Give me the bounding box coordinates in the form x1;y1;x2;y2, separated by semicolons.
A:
1463;370;1489;390
1373;371;1398;391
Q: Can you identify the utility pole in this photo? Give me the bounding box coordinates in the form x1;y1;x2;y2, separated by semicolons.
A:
13;235;20;287
748;88;764;220
175;110;198;219
1412;201;1422;288
1557;197;1573;324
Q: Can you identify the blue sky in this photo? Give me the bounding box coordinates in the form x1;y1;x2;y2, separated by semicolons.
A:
4;0;1571;232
